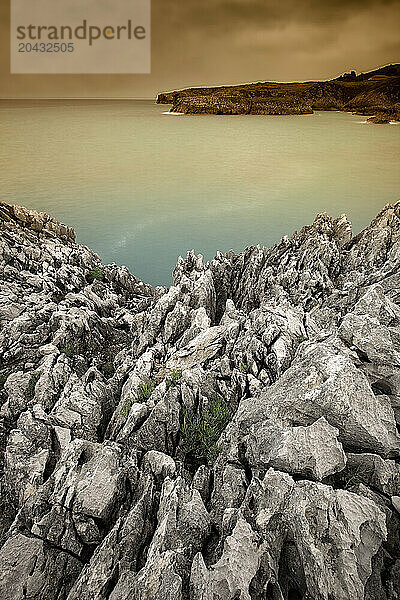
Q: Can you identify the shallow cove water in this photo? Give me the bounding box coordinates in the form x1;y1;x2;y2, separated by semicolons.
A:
0;99;399;286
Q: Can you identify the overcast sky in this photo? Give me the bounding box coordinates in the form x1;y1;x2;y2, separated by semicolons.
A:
1;0;399;98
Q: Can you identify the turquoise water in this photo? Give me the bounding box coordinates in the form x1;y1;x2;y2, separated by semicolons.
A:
0;99;399;286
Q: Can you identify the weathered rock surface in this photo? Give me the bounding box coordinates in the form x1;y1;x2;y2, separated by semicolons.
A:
1;199;400;599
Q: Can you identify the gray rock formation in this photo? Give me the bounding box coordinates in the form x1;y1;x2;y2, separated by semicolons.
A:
1;198;400;599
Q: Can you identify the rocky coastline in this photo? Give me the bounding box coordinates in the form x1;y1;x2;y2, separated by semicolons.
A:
1;198;400;599
157;64;400;123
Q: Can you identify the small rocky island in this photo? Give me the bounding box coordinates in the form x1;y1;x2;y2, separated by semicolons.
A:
157;64;400;123
1;199;400;599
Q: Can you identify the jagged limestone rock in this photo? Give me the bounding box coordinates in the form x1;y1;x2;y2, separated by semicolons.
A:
1;200;400;599
190;518;261;600
246;416;346;480
240;468;387;600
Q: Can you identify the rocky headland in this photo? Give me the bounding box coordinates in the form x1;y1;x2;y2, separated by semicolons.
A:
1;198;400;599
157;64;400;123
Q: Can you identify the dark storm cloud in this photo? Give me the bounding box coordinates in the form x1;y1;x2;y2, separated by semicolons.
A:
155;0;400;82
159;0;398;27
0;0;399;98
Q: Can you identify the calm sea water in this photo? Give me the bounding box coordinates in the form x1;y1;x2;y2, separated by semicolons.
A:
0;99;399;286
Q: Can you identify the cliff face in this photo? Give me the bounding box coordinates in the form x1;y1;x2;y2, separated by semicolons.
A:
157;64;400;122
1;199;400;599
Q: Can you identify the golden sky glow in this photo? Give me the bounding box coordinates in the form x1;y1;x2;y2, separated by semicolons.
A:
1;0;399;99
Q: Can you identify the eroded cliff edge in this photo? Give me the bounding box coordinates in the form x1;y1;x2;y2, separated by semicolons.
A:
157;64;400;122
0;198;400;599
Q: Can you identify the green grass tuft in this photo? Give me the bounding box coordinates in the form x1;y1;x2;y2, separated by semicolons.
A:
61;344;75;358
121;379;156;418
137;380;156;402
121;397;135;418
166;369;182;390
88;267;104;283
181;394;231;467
